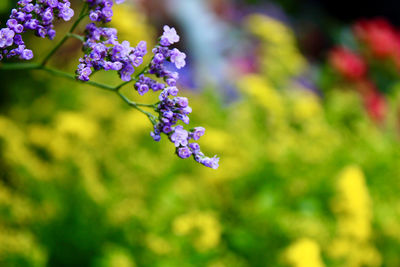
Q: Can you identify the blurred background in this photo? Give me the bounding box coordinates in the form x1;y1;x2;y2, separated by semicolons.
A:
1;0;400;266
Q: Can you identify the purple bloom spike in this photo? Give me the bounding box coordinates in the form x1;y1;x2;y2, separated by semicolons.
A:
0;0;74;60
137;26;218;168
76;23;147;82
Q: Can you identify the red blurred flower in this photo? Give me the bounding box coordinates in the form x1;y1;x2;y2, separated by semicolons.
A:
329;46;367;80
355;80;386;122
364;90;386;123
354;18;400;59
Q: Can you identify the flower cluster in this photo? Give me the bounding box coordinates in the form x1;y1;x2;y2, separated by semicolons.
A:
85;0;125;23
133;26;186;95
146;26;219;169
134;74;165;95
77;23;218;168
152;101;219;169
76;23;147;82
0;0;74;61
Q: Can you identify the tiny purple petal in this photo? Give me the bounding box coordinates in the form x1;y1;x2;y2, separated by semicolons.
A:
177;146;192;159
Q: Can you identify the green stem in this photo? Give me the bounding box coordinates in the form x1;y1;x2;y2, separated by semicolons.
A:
40;66;116;91
136;103;158;108
0;62;40;70
0;63;157;118
116;91;157;124
41;4;88;66
67;33;85;42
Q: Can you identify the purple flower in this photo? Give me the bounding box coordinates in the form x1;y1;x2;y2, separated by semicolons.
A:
174;97;188;108
60;4;74;21
102;7;113;19
136;41;147;55
24;19;39;30
89;12;99;21
160;25;180;46
181;106;192;115
111;61;123;70
120;64;134;81
13;34;23;45
21;49;33;60
179;114;190;124
77;66;93;81
200;156;220;169
177;146;192;159
137;84;149;95
153;53;164;64
6;19;18;29
166;78;176;86
158;89;169;101
170;125;189;147
189;143;200;153
170;48;186;69
168;86;179;96
42;9;54;22
47;0;59;8
151;131;161;142
0;28;15;48
152;83;165;91
192;127;205;141
163;110;174;119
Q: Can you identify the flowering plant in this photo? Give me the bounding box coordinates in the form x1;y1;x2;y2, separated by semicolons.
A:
0;0;219;169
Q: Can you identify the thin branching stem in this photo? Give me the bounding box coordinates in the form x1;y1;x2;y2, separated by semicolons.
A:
40;66;116;91
0;3;158;121
67;33;85;42
0;63;158;119
116;91;158;124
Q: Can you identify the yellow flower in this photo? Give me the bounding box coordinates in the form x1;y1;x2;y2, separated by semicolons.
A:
284;238;325;267
290;91;323;122
334;165;372;240
56;112;98;141
329;165;381;267
238;74;285;119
